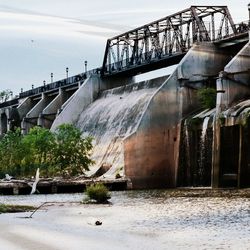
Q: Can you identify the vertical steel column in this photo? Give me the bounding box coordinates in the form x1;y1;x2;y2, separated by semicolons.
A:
211;13;215;41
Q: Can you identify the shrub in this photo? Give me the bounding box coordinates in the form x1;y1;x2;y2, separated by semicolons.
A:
0;124;94;178
197;87;217;109
85;183;110;203
53;124;94;176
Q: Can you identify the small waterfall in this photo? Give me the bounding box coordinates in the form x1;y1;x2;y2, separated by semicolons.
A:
184;120;191;184
198;116;210;184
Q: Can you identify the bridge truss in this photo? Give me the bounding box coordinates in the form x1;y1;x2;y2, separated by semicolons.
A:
102;6;237;76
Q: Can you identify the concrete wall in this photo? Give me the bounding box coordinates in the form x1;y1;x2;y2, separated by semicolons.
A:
39;89;68;128
21;93;56;133
0;107;19;134
213;40;250;188
0;109;8;135
51;75;133;130
124;43;232;189
217;41;250;111
17;97;39;120
75;76;167;179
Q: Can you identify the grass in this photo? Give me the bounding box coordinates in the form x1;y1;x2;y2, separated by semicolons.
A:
85;183;111;203
0;204;36;214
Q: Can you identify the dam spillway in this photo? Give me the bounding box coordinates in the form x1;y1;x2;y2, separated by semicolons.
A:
1;5;250;189
75;77;167;178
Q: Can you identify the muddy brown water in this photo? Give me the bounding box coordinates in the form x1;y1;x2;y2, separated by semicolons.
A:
0;190;250;250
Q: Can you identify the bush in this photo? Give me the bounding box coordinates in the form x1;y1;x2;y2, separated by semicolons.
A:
197;87;217;109
53;124;94;176
0;124;94;178
85;183;110;203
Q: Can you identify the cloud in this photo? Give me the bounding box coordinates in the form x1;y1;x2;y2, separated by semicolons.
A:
0;10;122;39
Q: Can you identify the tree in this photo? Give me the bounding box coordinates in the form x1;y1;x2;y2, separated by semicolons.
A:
0;124;94;178
0;128;25;177
53;124;94;176
0;89;13;103
22;126;55;176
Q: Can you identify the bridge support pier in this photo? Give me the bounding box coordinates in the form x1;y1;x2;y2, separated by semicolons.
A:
38;88;68;129
22;93;55;134
124;43;232;189
212;40;250;188
0;109;8;135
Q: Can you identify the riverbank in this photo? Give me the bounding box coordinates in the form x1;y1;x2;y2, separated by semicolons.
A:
0;204;36;213
0;178;128;195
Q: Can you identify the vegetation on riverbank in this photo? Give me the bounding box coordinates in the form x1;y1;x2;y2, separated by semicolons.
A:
0;204;36;213
85;183;111;203
0;124;94;178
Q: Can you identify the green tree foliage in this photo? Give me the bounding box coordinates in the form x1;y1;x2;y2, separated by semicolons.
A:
197;87;217;109
0;89;13;103
53;124;94;176
22;126;55;176
0;124;94;178
0;128;25;177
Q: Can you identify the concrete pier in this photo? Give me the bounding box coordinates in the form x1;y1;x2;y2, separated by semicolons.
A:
212;40;250;188
124;43;232;188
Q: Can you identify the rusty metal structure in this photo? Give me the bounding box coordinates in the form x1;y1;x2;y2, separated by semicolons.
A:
102;6;240;76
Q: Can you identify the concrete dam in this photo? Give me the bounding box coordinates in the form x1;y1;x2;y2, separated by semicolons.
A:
1;5;250;189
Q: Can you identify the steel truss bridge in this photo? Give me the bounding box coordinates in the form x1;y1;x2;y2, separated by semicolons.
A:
1;5;250;108
102;6;249;77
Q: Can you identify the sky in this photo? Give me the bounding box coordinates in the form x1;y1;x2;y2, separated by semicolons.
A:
0;0;250;95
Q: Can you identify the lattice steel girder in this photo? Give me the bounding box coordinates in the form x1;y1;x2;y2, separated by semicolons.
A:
102;5;236;75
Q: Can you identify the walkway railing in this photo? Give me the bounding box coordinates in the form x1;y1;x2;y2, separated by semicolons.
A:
19;68;101;99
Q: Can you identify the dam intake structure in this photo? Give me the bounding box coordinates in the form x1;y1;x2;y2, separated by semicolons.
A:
1;5;250;189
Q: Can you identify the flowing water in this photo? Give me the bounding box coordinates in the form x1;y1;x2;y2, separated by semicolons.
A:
198;117;210;181
0;190;250;250
75;77;166;177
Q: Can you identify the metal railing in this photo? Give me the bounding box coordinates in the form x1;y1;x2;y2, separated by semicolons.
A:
214;20;249;41
104;50;186;74
19;68;101;99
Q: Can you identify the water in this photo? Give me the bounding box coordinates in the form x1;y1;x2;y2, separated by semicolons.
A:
75;77;165;177
0;190;250;249
198;117;210;181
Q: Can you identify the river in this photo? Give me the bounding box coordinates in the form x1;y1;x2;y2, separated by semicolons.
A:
0;190;250;250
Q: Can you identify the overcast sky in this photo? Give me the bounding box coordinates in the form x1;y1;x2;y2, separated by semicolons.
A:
1;0;249;94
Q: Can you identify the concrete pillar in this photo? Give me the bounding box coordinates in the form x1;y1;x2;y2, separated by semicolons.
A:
40;88;68;129
0;109;8;135
17;97;38;121
212;40;250;188
18;97;40;134
24;93;56;133
124;43;232;189
0;107;15;135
